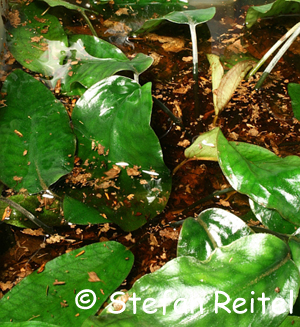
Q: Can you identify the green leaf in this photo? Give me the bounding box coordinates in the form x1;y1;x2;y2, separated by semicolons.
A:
63;195;111;225
0;323;59;327
184;128;218;161
135;8;216;34
249;199;297;234
0;242;134;326
288;83;300;120
289;237;300;273
246;0;300;28
67;76;171;231
177;208;253;260
7;1;68;74
87;234;300;326
39;0;93;12
0;194;61;228
279;316;300;326
0;70;75;193
217;128;300;226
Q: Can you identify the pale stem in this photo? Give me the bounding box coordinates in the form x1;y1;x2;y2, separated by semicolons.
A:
249;21;300;78
255;23;300;89
189;23;199;81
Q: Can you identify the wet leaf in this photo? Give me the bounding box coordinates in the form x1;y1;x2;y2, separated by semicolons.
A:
63;195;111;225
86;234;300;326
0;242;134;326
288;82;300;121
246;0;300;28
0;194;61;228
177;208;253;260
7;1;68;74
207;54;224;111
184;128;218;161
68;76;171;231
249;199;297;234
0;70;75;193
217;128;300;226
214;60;255;116
135;8;216;34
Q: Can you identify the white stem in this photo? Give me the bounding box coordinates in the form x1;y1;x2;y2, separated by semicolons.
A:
134;73;139;83
256;23;300;89
189;23;198;77
249;21;300;77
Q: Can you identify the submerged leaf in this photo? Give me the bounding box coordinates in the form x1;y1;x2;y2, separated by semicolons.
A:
0;242;134;326
0;70;75;193
214;60;255;116
87;234;300;326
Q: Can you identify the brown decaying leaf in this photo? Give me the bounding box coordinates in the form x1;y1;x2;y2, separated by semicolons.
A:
88;271;101;282
214;60;255;116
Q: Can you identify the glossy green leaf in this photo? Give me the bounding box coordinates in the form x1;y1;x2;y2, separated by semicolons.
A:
177;208;253;260
87;234;300;326
184;128;218;161
288;83;300;120
135;7;216;34
0;242;134;326
0;194;61;228
63;195;111;225
217;128;300;226
289;237;300;273
0;323;59;327
39;0;93;12
7;1;67;74
0;70;75;194
249;199;297;234
246;0;300;28
279;316;300;326
67;76;171;231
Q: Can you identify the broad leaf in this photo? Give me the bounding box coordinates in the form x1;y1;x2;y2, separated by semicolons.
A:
7;1;68;74
0;242;134;326
63;195;111;225
86;234;300;326
0;70;75;193
288;82;300;120
177;208;253;260
217;128;300;226
39;0;94;12
0;323;59;327
246;0;300;28
184;128;218;161
279;316;300;326
68;76;171;231
249;199;297;234
135;8;216;34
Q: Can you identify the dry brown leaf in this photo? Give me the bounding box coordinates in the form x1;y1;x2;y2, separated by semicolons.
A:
88;271;101;282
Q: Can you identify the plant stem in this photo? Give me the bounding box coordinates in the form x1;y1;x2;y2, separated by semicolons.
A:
79;9;97;37
248;22;300;78
189;23;199;82
0;196;53;234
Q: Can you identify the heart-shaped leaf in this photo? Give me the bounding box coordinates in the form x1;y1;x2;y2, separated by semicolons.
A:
249;199;297;234
0;241;134;326
66;75;171;231
217;128;300;226
177;208;253;260
86;234;300;326
135;7;216;34
0;70;75;193
7;1;68;74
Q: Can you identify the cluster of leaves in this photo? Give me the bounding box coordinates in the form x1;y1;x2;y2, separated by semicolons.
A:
1;0;300;326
